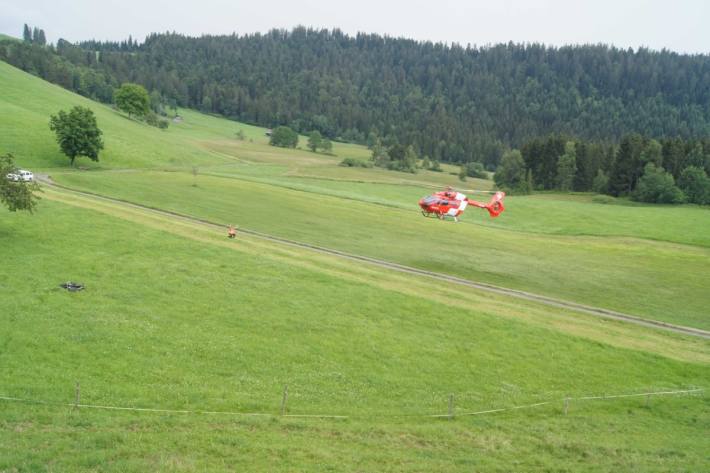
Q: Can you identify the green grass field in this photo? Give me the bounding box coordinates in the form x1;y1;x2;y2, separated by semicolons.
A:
4;61;708;329
1;198;708;472
1;59;709;471
51;171;710;330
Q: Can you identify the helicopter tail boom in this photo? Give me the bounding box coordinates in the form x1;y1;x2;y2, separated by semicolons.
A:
466;191;505;218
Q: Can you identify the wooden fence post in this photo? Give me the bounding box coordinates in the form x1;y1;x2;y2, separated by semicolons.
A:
280;385;288;416
448;394;455;420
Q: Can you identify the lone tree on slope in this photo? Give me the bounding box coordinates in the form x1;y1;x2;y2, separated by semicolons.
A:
114;83;150;119
307;130;322;152
269;126;299;148
321;138;333;153
49;106;104;166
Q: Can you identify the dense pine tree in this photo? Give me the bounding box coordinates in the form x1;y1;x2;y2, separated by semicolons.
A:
609;134;644;196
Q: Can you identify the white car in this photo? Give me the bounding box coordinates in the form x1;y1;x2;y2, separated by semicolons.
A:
6;170;33;182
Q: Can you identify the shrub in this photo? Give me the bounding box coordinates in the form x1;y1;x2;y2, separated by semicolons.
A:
339;157;372;168
591;195;616;205
632;163;685;204
145;111;159;127
429;160;443;172
370;143;417;173
463;161;488;179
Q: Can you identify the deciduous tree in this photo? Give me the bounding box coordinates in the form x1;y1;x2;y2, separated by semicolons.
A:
269;126;298;148
370;139;389;167
114;83;150;119
632;163;684;204
307;130;322;152
49;106;104;166
678;166;710;205
494;150;529;194
321;138;333;153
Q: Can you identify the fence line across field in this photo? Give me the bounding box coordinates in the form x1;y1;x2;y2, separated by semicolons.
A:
0;387;702;421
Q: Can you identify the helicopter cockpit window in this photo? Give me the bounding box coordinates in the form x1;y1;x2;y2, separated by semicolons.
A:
423;196;438;205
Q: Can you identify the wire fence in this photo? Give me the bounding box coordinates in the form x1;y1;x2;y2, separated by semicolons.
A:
0;387;703;421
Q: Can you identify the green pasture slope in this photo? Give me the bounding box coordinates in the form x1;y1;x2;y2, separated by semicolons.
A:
1;59;709;470
1;199;708;472
54;171;710;330
1;61;709;330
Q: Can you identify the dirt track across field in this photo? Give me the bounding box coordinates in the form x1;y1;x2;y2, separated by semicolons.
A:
39;176;710;340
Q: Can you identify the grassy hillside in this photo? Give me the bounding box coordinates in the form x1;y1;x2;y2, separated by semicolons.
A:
2;59;709;330
0;60;476;185
1;197;708;471
0;60;361;171
0;60;458;181
1;59;709;471
54;171;710;329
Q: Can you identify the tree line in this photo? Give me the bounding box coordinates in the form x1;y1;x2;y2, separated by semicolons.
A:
0;37;117;103
22;24;46;46
494;134;710;204
2;27;710;170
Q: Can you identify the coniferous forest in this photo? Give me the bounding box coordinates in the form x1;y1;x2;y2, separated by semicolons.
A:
1;26;709;201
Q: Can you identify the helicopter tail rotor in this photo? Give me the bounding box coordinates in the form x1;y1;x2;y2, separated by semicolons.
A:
484;191;505;217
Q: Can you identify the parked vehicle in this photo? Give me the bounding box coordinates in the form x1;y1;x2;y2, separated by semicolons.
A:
6;170;33;182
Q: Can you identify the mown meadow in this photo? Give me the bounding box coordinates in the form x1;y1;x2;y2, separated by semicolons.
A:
1;199;708;472
1;59;709;471
5;61;708;329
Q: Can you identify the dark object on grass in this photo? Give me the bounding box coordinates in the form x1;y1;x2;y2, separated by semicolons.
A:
60;282;84;292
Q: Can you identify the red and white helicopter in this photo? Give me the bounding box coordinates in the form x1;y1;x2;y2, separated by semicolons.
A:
419;187;505;222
